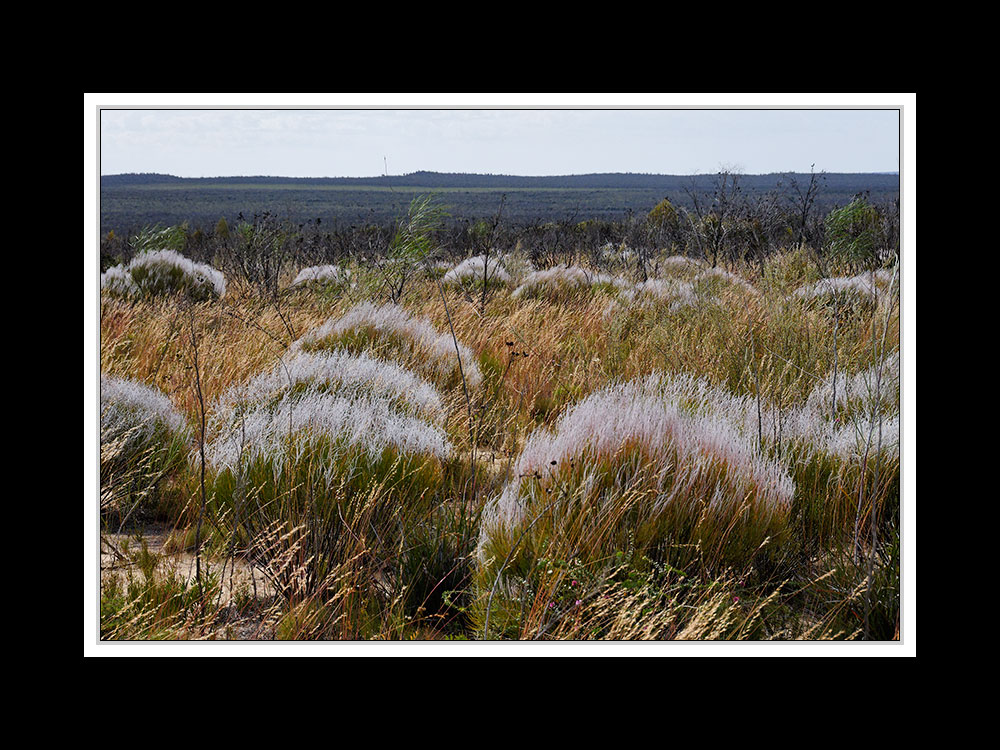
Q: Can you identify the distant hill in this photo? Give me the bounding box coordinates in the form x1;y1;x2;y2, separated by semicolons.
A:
101;170;900;191
101;173;187;185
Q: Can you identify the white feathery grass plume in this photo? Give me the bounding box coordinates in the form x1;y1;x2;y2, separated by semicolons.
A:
780;405;900;462
511;265;633;300
214;349;447;426
291;264;351;287
205;349;453;474
441;255;512;286
100;265;139;298
786;352;901;460
290;301;482;389
125;249;227;299
512;264;592;298
480;373;795;547
805;352;900;418
648;364;901;464
635;278;698;310
824;413;900;459
792;273;877;302
101;374;191;514
101;373;189;450
588;271;635;293
205;390;453;475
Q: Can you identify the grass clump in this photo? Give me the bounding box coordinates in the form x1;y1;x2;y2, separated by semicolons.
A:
778;352;900;549
290;264;352;292
100;265;140;298
474;373;795;637
791;273;879;312
102;249;226;301
203;349;454;606
291;301;483;391
441;254;513;290
511;265;592;302
634;277;699;311
512;264;634;304
100;374;190;523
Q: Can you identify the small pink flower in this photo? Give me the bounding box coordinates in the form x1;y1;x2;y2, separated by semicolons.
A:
548;602;555;608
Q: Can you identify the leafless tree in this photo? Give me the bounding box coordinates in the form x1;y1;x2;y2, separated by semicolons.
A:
786;164;826;251
683;168;745;268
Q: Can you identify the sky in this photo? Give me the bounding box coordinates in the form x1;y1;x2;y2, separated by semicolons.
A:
97;96;902;178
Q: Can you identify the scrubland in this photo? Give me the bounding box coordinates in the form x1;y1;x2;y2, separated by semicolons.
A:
97;234;902;643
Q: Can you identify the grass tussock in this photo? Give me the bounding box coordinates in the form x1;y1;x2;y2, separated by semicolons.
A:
292;301;484;391
103;249;226;301
100;374;191;523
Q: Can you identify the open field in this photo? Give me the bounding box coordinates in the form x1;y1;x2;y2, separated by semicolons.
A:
100;184;654;233
97;209;902;641
99;172;900;234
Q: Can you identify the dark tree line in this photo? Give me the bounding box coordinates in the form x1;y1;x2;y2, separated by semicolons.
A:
100;169;900;286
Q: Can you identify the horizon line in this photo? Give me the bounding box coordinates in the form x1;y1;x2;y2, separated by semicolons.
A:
102;169;901;179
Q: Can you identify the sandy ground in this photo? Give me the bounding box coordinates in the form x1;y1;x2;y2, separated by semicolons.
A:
100;522;278;639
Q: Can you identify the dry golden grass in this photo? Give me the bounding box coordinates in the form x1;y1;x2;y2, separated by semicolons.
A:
99;252;901;642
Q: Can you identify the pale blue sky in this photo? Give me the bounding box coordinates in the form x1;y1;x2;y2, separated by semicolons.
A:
99;106;900;178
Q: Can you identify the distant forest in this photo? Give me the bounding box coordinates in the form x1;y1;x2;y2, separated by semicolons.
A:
99;170;900;235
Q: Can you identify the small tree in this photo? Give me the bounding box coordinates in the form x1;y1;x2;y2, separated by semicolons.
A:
218;212;291;296
824;194;883;269
647;197;682;268
131;224;188;257
377;195;448;303
648;197;679;231
682;168;744;268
